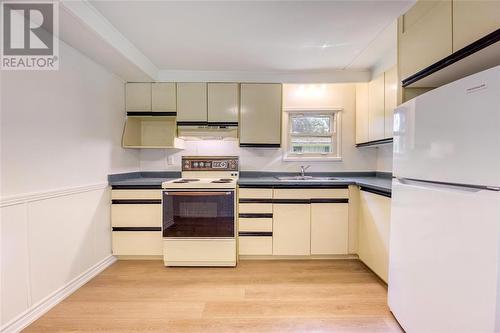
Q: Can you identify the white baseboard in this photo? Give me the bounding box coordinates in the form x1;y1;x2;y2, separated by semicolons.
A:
1;255;116;333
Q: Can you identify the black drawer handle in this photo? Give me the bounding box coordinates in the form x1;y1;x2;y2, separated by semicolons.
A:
239;232;272;237
239;213;273;218
112;227;161;231
310;198;349;203
112;199;161;204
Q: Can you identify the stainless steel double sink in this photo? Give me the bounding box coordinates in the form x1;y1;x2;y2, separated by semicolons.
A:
275;176;339;181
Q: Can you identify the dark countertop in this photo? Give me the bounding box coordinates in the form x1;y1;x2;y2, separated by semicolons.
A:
109;171;180;189
109;171;392;196
238;172;392;196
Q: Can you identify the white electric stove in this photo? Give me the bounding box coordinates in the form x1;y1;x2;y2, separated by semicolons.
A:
161;156;238;267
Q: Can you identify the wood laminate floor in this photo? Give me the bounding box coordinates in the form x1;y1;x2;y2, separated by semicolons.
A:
25;260;402;333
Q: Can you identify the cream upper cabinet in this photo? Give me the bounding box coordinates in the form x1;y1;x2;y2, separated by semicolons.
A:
355;83;369;144
358;190;391;282
310;203;348;255
208;83;239;123
398;0;452;80
125;83;151;111
176;83;207;122
152;83;176;112
368;73;385;141
240;83;282;146
272;203;311;255
384;66;398;139
452;0;500;51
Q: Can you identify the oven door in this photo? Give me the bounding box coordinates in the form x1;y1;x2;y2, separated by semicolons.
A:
163;190;235;238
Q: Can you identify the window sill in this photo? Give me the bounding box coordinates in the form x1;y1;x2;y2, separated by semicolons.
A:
282;155;343;162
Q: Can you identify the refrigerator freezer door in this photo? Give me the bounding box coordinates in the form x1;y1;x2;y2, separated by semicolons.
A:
388;179;500;333
393;65;500;187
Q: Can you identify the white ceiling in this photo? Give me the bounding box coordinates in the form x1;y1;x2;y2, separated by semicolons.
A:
89;0;413;74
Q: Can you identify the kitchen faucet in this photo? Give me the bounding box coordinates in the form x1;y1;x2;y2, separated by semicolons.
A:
300;165;311;177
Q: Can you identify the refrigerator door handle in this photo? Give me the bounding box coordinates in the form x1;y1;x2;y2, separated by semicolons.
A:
396;178;496;193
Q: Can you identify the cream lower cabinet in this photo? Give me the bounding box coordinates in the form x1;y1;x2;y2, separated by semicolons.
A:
238;187;350;257
358;189;392;282
272;203;311;255
111;189;163;257
238;187;274;256
310;202;348;255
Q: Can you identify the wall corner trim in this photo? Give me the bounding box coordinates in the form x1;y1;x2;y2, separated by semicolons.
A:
0;255;117;333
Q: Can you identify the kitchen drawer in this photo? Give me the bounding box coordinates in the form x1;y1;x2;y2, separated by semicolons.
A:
239;236;272;255
238;203;273;214
239;218;273;232
238;188;273;199
111;190;162;200
112;231;163;256
111;204;162;227
273;188;348;200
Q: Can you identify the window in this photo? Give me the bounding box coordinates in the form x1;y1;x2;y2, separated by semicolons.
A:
283;110;341;161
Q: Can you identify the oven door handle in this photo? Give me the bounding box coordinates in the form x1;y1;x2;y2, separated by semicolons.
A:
164;191;233;196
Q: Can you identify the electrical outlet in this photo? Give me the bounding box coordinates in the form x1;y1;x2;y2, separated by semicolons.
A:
167;155;174;165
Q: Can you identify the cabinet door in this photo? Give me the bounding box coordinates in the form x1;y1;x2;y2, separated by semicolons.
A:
176;83;207;122
111;204;162;227
368;74;385;141
112;231;163;256
311;203;348;255
384;66;398;139
358;190;391;282
272;204;310;255
125;83;151;111
453;0;500;51
398;0;452;80
208;83;239;123
152;82;176;112
240;83;282;146
355;83;369;144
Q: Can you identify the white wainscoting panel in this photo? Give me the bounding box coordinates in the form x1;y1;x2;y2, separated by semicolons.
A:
0;185;113;332
1;204;31;326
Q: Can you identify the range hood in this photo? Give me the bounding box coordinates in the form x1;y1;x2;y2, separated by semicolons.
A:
177;122;238;141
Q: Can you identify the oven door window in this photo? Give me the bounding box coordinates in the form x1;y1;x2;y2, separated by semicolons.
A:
163;191;235;237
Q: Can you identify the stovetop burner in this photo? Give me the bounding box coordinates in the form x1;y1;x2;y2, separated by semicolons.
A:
173;178;200;183
211;179;233;183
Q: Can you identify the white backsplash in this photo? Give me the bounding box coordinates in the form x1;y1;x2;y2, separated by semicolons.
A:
140;139;378;173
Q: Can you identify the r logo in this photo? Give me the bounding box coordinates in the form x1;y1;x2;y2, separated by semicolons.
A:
3;3;54;55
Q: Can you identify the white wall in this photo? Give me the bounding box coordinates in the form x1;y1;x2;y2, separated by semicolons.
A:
1;47;138;196
0;41;139;330
376;144;393;172
140;84;378;172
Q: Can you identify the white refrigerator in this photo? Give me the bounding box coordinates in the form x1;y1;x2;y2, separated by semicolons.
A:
388;65;500;333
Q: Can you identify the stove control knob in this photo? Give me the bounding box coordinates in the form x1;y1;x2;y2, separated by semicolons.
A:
193;162;198;167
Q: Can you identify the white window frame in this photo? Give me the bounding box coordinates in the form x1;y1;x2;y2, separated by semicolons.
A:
282;107;342;162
